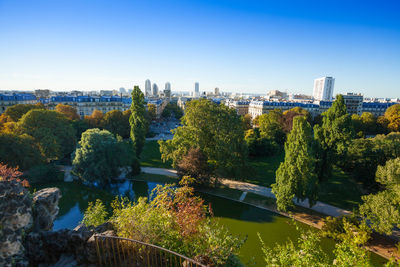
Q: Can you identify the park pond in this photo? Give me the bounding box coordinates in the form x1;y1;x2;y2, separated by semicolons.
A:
33;179;387;266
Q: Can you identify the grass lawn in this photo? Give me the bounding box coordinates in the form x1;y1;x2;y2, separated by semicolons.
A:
131;173;177;184
140;140;172;169
244;152;284;187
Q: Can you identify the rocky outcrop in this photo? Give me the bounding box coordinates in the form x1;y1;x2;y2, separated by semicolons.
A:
32;187;61;231
0;180;32;267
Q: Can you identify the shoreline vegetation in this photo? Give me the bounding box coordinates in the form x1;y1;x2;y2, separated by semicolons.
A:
131;171;400;262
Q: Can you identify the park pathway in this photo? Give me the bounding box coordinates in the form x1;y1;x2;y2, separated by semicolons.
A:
141;167;352;217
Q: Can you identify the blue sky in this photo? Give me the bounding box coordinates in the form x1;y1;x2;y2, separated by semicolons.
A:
0;0;399;97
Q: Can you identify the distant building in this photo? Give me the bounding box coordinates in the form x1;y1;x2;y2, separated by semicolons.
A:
152;83;159;97
0;93;37;114
342;93;363;115
164;82;171;98
100;90;113;96
227;100;250;115
313;77;335;101
214;87;220;96
119;87;127;94
34;89;50;99
194;82;199;97
362;102;397;117
145;79;152;96
267;90;288;101
248;100;319;119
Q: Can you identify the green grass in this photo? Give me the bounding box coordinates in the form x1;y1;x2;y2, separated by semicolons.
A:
140;140;172;169
199;186;244;201
244;152;284;187
131;173;177;184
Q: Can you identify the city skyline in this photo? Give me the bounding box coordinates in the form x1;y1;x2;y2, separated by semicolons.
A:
0;0;399;98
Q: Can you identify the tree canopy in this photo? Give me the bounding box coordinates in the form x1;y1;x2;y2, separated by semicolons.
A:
1;103;45;122
103;110;130;138
72;128;138;185
159;99;248;178
258;109;286;145
55;104;80;120
17;109;76;160
384;104;400;132
272;116;318;211
84;109;104;129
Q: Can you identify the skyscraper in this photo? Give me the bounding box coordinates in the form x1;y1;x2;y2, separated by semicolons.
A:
313;76;335;101
214;87;220;96
164;82;171;98
145;79;152;96
194;82;199;97
152;83;159;96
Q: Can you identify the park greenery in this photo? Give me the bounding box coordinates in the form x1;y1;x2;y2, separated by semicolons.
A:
159;99;248;179
129;86;148;156
83;180;245;266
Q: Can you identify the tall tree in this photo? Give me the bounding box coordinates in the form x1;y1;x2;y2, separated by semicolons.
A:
314;94;355;181
272;116;318;211
55;104;80;120
384;104;400;132
159;99;248;178
129;86;147;156
258;109;286;145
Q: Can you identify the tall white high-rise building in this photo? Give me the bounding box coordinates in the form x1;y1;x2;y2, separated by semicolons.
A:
194;82;199;97
214;87;220;95
313;76;335;101
164;82;171;98
152;83;159;96
145;79;152;96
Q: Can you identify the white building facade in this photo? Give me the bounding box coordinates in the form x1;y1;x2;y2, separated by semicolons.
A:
313;76;335;101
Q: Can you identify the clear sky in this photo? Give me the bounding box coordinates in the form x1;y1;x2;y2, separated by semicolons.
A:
0;0;399;97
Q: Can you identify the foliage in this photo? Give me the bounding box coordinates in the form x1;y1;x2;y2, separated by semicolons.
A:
272;116;318;211
71;119;90;140
0;133;44;170
384;104;400;132
84;109;104;129
25;163;64;184
282;107;310;133
321;215;371;242
359;157;400;234
259;221;373;267
82;199;108;227
1;103;45;122
72;128;139;185
352;112;378;136
110;183;244;266
147;104;157;121
162;102;183;119
0;163;29;187
103;110;130;138
177;147;211;185
244;128;279;157
314;94;355;181
159;99;248;177
129;86;148;156
258;109;286;145
17;109;76;160
241;114;253;131
55;104;80;120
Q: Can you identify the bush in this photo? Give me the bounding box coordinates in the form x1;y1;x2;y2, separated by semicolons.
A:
82;199;108;227
25;164;64;184
245;129;279;157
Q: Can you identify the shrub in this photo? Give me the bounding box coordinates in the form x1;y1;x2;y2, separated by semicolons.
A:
25;164;64;184
82;199;108;227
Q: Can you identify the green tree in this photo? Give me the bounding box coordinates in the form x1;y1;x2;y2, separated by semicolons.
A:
129;86;147;156
0;133;44;170
55;103;80;120
103;110;130;138
282;107;310;133
82;199;108;227
258;109;286;145
17;109;76;160
359;157;400;235
159;99;248;178
272;116;318;211
2;103;45;122
162;102;183;119
147;103;157;121
72;128;138;185
241;114;253;131
314;94;355;181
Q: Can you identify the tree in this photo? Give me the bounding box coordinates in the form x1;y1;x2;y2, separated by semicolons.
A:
359;157;400;234
159;99;248;177
241;114;253;131
84;109;104;129
147;103;157;121
103;110;130;138
55;104;80;120
177;147;211;185
2;103;45;122
72;128;138;185
258;109;286;145
352;112;378;136
384;104;400;132
129;86;147;156
314;94;355;181
282;107;310;133
17;110;76;160
161;102;183;119
244;128;279;157
0;133;44;170
272;116;318;211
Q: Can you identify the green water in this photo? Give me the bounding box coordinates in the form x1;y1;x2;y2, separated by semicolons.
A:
33;180;387;266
